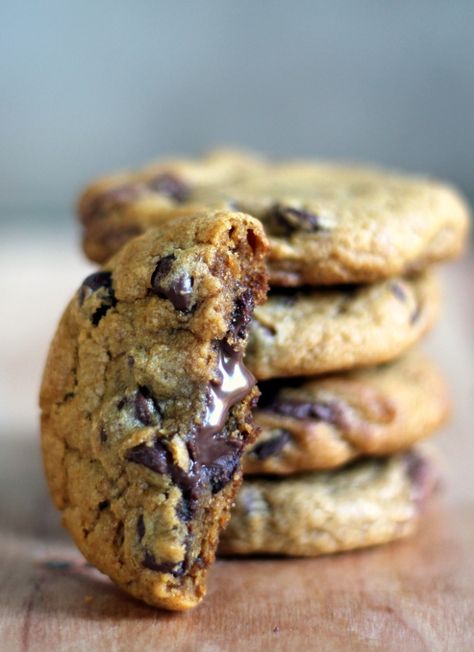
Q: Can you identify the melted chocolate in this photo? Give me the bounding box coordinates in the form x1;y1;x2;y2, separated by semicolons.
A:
195;342;255;465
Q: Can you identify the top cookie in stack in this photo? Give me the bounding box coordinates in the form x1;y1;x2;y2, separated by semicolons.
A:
78;149;468;285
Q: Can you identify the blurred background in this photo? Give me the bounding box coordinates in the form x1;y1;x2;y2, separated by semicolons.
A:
0;2;473;444
1;0;474;226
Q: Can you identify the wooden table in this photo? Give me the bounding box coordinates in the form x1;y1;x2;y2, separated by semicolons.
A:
1;232;473;651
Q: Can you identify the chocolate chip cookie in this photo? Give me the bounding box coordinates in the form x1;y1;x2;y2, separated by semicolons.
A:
245;352;449;475
78;150;469;285
246;271;439;380
39;210;268;610
221;449;439;557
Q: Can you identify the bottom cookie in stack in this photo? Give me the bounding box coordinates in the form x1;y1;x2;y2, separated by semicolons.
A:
220;351;448;557
219;449;439;556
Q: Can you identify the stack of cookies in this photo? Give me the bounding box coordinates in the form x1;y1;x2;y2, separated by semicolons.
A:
40;150;469;609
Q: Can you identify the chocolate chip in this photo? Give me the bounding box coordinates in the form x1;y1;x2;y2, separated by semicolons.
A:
79;271;117;325
410;302;422;325
176;498;192;522
126;437;200;516
251;430;291;460
79;271;113;305
150;254;194;312
151;254;175;287
142;551;185;576
404;450;438;508
145;173;191;203
98;500;109;511
206;451;241;494
391;282;407;302
81;184;143;224
134;386;162;425
126;439;169;474
227;289;255;341
136;515;145;540
267;204;324;235
269;398;350;429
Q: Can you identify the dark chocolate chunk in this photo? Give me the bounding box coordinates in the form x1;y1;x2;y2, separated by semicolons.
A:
267;204;324;235
391;281;407;302
150;254;194;311
81;184;143;224
126;437;201;516
404;449;438;508
251;430;291;460
207;451;241;494
142;551;185;576
79;271;113;305
98;500;109;511
136;515;145;540
145;173;191;203
410;302;423;325
268;398;350;429
227;289;255;341
134;386;162;425
79;271;117;325
151;254;175;289
125;439;169;474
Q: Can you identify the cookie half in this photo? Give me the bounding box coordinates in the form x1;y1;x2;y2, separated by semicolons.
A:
246;271;439;380
78;150;469;285
245;352;450;475
220;449;438;557
40;210;268;610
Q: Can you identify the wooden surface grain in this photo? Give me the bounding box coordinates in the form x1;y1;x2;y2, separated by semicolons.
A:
0;233;473;652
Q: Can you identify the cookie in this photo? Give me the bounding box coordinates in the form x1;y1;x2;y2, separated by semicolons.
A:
78;150;469;285
39;210;268;610
246;271;439;380
79;150;265;264
220;449;439;557
244;352;450;475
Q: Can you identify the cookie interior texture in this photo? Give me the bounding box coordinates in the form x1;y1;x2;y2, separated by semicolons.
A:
220;449;439;557
39;211;268;610
245;351;450;474
246;271;440;380
78;149;469;284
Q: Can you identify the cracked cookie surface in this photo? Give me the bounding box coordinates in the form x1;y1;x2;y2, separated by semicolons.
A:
221;449;439;557
246;271;439;380
78;150;469;285
39;210;268;610
245;352;450;475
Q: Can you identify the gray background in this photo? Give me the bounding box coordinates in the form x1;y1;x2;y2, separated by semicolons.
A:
1;1;473;226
